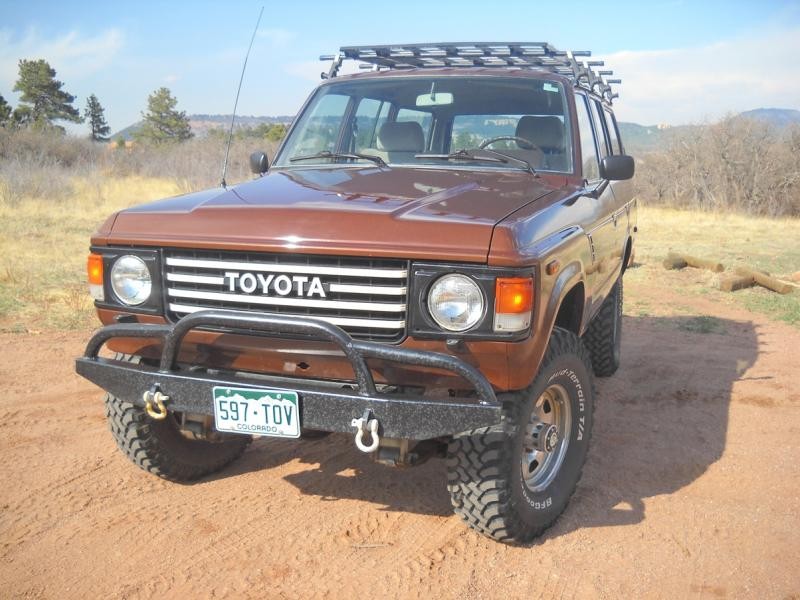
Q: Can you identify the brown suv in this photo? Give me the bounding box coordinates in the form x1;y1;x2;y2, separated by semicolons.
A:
76;43;635;543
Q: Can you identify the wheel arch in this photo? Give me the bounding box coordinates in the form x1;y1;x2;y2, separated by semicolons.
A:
553;281;585;336
543;259;587;338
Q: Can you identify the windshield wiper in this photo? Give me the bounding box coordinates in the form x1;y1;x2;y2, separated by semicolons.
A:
415;149;538;176
415;149;508;165
478;147;538;176
289;150;387;167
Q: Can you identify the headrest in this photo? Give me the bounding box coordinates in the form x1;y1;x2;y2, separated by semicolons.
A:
378;121;425;152
515;116;566;150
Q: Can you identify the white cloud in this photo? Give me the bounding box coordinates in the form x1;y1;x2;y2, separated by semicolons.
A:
163;74;179;84
0;27;124;93
257;28;295;47
596;27;800;125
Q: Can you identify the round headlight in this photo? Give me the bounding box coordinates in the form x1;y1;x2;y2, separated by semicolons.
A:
427;274;484;332
110;255;152;306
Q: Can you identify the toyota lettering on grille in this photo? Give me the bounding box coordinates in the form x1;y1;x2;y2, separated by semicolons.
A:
223;272;326;298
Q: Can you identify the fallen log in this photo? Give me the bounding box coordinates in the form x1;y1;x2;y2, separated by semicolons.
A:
719;274;755;292
681;254;725;273
663;252;724;272
735;267;794;295
663;253;688;270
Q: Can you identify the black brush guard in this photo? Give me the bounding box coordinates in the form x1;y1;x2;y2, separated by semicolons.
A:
75;310;502;440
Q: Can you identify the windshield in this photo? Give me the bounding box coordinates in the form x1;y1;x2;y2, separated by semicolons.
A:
273;76;573;173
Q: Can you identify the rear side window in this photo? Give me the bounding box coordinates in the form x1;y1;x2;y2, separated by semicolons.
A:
574;94;599;181
590;99;610;159
604;110;622;154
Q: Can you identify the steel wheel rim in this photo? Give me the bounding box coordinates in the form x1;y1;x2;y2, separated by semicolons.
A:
521;384;572;493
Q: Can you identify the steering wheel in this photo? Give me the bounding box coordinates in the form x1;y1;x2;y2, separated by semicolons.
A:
479;135;538;151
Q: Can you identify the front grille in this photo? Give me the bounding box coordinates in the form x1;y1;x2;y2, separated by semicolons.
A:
163;249;409;342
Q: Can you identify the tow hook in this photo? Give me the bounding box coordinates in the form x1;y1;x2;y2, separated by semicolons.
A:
143;385;169;420
350;409;380;453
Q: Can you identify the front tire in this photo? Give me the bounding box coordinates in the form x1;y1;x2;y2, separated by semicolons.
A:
104;354;251;482
446;328;594;543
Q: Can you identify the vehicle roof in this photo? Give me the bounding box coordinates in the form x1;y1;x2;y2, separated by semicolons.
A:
319;67;610;106
327;66;574;85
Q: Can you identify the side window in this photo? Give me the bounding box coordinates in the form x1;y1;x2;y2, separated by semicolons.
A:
352;98;384;152
604;109;622;154
451;115;522;150
397;108;433;146
574;94;600;181
590;99;610;159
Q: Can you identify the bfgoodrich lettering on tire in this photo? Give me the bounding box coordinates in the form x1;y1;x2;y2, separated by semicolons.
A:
446;327;594;543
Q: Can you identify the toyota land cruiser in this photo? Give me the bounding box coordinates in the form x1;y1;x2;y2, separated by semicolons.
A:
76;43;635;543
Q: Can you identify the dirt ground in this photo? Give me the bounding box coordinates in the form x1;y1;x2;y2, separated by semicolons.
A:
1;273;798;599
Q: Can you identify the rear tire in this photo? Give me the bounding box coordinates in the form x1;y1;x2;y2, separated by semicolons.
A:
583;278;623;377
104;354;251;482
446;328;594;543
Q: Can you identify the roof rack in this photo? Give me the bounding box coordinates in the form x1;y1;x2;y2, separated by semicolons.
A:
319;42;620;103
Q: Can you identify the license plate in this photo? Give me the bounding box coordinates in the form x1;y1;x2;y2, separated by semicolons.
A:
213;386;300;438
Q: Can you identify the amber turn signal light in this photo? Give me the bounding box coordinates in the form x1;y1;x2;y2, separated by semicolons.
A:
494;277;533;332
87;253;104;301
87;254;103;284
495;278;533;314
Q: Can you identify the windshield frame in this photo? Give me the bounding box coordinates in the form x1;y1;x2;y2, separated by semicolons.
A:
272;73;574;175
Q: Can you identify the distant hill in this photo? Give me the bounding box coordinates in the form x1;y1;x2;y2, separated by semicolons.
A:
737;108;800;128
113;114;294;140
616;122;698;154
619;107;799;155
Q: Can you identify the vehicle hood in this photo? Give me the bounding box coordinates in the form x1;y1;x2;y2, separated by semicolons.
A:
101;166;560;262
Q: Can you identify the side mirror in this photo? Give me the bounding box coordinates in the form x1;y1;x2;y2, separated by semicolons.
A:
599;155;635;181
250;151;269;175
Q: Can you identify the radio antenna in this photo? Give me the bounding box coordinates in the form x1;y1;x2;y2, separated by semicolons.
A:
220;5;264;188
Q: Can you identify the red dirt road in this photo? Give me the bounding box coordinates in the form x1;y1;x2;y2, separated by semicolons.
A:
1;277;798;599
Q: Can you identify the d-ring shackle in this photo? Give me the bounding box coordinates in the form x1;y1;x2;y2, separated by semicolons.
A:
350;410;380;453
143;386;169;420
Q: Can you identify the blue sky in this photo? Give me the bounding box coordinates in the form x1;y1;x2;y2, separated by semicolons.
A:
2;0;799;134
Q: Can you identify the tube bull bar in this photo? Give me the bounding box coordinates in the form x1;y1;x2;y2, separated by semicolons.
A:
75;310;502;440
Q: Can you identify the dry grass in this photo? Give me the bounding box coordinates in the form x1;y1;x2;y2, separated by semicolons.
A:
626;206;800;326
0;176;181;331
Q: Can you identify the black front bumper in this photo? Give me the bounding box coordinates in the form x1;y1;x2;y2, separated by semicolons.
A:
75;310;502;440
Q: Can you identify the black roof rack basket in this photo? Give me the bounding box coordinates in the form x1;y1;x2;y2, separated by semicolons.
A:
319;42;620;103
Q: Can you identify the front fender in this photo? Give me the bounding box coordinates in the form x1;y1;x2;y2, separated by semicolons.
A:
503;227;591;390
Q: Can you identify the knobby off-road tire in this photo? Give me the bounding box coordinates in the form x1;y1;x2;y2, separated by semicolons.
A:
583;278;623;377
446;328;594;543
104;354;251;482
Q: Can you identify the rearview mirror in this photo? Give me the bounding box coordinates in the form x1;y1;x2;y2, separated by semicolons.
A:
599;155;634;181
416;92;453;107
250;151;269;175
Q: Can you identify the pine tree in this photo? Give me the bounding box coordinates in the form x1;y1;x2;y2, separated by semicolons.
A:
0;94;11;127
265;123;287;142
84;94;111;141
12;59;82;130
134;87;193;144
